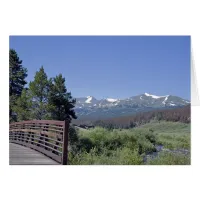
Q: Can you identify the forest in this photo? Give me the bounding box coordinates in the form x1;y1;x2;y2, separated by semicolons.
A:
74;105;190;129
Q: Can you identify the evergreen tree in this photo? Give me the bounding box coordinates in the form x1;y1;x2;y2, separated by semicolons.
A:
13;89;32;121
129;121;136;128
156;112;163;122
29;66;51;120
9;49;27;122
48;74;77;122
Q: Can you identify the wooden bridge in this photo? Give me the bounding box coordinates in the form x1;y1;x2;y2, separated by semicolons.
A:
9;120;69;165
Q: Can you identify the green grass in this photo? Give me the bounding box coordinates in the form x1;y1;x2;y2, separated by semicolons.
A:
139;121;190;150
68;121;190;165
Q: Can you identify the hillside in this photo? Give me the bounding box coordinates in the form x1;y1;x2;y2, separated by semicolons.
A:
74;105;190;129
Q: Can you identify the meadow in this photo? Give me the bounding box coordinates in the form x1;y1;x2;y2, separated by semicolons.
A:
68;121;191;165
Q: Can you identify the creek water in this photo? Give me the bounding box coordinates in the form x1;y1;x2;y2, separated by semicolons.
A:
143;144;190;164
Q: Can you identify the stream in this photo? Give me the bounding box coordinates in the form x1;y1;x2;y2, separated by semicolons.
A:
143;145;190;163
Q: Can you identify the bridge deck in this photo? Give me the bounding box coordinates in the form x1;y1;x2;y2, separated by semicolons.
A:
9;143;59;165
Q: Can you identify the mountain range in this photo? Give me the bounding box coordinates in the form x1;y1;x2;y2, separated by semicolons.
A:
74;93;190;120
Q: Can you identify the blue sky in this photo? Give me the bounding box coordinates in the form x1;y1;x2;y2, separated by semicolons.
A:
10;36;191;100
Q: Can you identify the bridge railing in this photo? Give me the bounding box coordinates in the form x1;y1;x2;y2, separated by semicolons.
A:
9;120;69;165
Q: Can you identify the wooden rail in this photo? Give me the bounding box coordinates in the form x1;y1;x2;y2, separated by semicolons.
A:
9;120;69;165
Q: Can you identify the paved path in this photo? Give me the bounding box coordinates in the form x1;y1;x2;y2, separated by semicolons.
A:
9;143;59;165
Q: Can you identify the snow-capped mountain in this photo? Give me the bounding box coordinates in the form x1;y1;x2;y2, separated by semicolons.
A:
75;93;190;120
76;96;120;108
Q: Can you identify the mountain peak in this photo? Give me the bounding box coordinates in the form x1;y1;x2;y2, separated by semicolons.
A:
85;96;98;104
87;96;94;98
85;96;93;103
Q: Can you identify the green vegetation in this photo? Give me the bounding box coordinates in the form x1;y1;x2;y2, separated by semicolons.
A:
9;49;28;122
146;151;190;165
9;49;76;123
68;121;190;165
140;121;190;150
48;74;77;121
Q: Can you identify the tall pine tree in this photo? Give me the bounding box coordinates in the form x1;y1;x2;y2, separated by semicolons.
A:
29;66;51;120
9;49;27;122
13;88;32;121
49;74;77;122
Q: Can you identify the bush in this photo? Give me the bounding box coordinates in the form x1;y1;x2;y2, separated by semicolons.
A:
144;132;157;145
69;125;79;145
77;137;94;153
69;147;143;165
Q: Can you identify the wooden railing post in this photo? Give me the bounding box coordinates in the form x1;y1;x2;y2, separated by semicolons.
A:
62;120;69;165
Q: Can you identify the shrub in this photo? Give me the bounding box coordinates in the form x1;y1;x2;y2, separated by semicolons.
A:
144;132;157;145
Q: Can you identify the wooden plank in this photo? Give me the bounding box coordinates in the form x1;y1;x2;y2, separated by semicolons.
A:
9;143;60;165
10;141;62;163
10;120;64;126
10;136;62;152
10;132;63;144
10;129;62;139
10;126;63;133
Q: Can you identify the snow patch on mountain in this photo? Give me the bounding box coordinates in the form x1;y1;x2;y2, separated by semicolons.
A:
162;95;169;104
183;100;190;103
106;98;118;103
85;96;93;103
144;93;167;99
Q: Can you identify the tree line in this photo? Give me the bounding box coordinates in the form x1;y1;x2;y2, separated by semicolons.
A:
74;105;191;129
9;49;77;123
